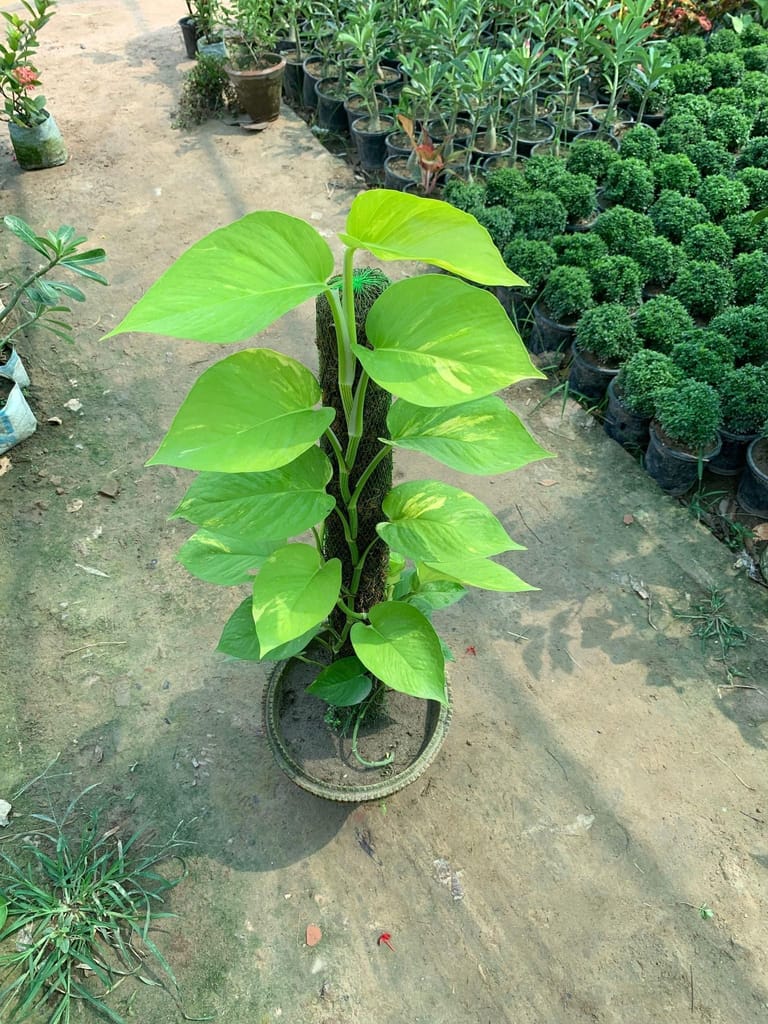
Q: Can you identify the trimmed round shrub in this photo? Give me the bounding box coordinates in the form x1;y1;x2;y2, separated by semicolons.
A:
718;364;768;434
658;112;707;153
634;234;687;288
687;140;735;177
751;100;768;136
732;250;768;305
634;296;694;352
592;205;655;255
650;153;701;195
669;62;712;95
604;158;655;211
704;52;745;88
706;104;753;150
484;167;530;208
736;135;768;169
649;191;710;242
707;86;748;110
667;93;713;123
735;165;768;208
502;236;557;299
742;69;768;100
707;29;742;54
670;330;736;385
551;232;608;269
618;124;661;164
565;138;620;182
711;304;768;363
523;154;569;190
653;381;722;449
744;45;768;72
512;190;568;240
696;174;750;220
626;78;674;117
589;254;645;306
443;178;486;213
676;35;706;62
619;350;683;416
742;24;768;47
574;303;640;365
539;265;594;323
550;171;597;222
722;211;765;253
473;206;515;249
670;260;736;319
680;223;733;265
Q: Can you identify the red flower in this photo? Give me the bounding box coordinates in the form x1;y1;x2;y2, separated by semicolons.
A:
12;66;38;91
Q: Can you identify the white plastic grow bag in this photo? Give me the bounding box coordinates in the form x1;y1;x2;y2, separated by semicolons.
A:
0;349;36;454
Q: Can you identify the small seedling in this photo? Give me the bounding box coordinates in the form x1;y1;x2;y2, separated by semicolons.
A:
699;903;714;920
673;586;750;682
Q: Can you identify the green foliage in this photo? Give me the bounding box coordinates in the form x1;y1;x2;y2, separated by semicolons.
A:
551;232;608;269
592;205;655;255
108;192;547;708
670;259;736;318
619;349;683;416
172;54;233;129
696;173;750;220
667;93;713;124
676;35;707;62
669;62;712;95
732;249;768;303
670;330;735;384
744;45;768;71
653;380;722;449
736;135;768;169
721;210;764;251
735;165;768;206
618;124;661;164
574;303;640;365
718;364;768;433
680;222;734;264
742;24;768;46
634;234;687;287
710;303;768;362
502;236;557;299
634;295;694;352
604;157;655;211
511;190;568;240
649;190;710;242
442;178;487;213
539;264;594;324
704;51;745;88
650;153;701;195
549;171;596;223
742;69;768;99
590;254;644;306
659;113;707;154
473;205;515;250
0;0;56;128
0;791;192;1024
706;104;753;149
565;138;620;182
484;167;529;208
523;154;568;190
687;139;735;177
707;28;741;53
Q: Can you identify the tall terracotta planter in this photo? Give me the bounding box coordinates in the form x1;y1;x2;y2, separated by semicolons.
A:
225;54;286;123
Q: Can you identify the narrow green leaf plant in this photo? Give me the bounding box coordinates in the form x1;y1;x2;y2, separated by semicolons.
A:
107;191;551;745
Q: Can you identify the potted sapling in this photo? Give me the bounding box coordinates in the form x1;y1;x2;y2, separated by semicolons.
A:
635;235;688;296
646;380;723;495
499;235;558;338
650;152;701;195
565;137;620;183
533;264;594;351
711;364;768;474
602;158;655;211
222;0;285;123
670;260;736;320
634;295;694;351
605;348;682;447
569;302;641;401
738;419;768;516
338;3;396;169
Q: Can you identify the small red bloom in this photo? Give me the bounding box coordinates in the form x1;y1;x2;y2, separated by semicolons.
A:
465;646;477;656
377;932;395;951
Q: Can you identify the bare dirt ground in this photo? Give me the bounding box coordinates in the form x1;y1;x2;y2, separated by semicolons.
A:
1;2;767;1022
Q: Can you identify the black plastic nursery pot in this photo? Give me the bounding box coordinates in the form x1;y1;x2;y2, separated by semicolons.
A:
383;155;413;191
603;377;651;448
645;424;721;497
262;657;452;803
276;42;304;106
301;56;332;109
314;77;348;133
178;15;198;59
530;301;576;355
708;426;757;477
568;343;618;403
515;118;555;156
737;437;768;517
351;114;395;171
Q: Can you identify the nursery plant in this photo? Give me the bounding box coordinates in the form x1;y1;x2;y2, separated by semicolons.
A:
616;123;661;164
603;158;656;211
589;254;645;307
172;53;233;129
718;364;768;434
670;259;735;319
108;192;549;742
592;206;655;255
731;249;768;303
564;137;619;182
710;303;768;363
501;236;557;299
537;264;594;324
634;234;687;289
670;331;735;385
650;152;701;195
617;349;682;416
0;0;55;128
573;302;640;366
634;295;694;351
653;380;722;452
680;222;733;264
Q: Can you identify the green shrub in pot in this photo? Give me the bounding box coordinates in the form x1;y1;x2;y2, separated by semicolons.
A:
670;330;735;385
634;235;687;289
696;174;750;220
523;154;568;191
484;168;530;208
731;250;768;304
742;68;768;98
565;138;620;183
668;63;712;96
706;104;753;150
634;295;694;352
743;44;768;71
658;113;706;155
650;153;701;195
649;190;710;242
666;93;713;124
538;265;594;325
574;302;640;367
750;99;768;135
502;236;557;300
618;124;661;164
710;304;768;363
512;190;568;240
742;24;768;46
442;178;487;214
721;210;765;252
590;254;645;307
718;364;768;434
592;206;655;255
735;135;768;169
604;157;655;211
617;349;683;416
551;232;608;270
675;35;706;62
548;172;596;224
687;139;735;177
680;222;733;265
107;192;549;723
473;206;516;250
670;260;736;319
736;166;768;208
706;29;741;54
653;380;722;451
704;51;746;89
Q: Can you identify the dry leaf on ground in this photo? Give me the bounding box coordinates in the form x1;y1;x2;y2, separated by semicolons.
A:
0;456;11;476
538;479;558;487
306;924;322;947
753;524;768;541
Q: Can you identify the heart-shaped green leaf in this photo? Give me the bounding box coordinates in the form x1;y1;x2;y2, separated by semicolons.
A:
418;558;535;592
388;396;553;474
217;598;320;661
172;447;334;538
306;657;372;706
378;480;522;563
351;602;447;703
177;528;284;585
340;191;524;286
147;349;334;472
251;544;341;656
107;211;334;341
355;276;543;408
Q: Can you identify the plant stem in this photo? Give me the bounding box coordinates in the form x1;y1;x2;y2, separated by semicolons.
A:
351;693;394;768
0;255;58;325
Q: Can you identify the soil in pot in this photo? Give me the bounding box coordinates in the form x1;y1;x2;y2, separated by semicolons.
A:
263;654;451;801
351;114;395;171
514;118;555;156
383;154;414;191
385;129;411;158
471;132;513;162
737;437;768;517
302;57;336;108
314;77;348;133
226;55;285;124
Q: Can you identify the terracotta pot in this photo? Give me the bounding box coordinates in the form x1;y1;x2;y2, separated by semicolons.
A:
226;54;285;123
